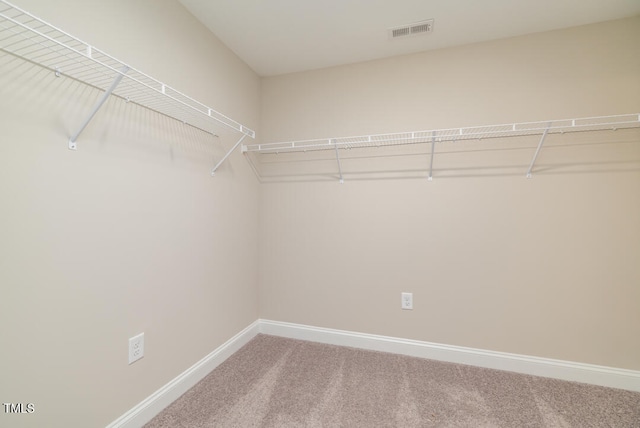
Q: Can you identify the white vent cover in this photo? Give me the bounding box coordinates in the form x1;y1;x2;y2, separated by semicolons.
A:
388;19;434;39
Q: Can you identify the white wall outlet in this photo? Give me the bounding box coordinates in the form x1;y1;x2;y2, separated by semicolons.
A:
128;332;144;365
401;292;413;310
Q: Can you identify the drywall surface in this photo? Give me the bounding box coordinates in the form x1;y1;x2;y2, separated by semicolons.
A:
259;17;640;370
0;1;260;427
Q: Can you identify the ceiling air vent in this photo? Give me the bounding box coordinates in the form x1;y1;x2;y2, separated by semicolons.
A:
388;19;434;39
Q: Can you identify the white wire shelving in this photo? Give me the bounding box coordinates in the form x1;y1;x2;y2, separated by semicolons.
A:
243;113;640;182
0;0;254;175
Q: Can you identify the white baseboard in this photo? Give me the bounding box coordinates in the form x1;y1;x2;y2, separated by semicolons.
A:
106;320;260;428
259;319;640;392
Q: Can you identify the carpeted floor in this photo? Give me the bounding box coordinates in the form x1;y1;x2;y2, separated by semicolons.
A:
145;334;640;427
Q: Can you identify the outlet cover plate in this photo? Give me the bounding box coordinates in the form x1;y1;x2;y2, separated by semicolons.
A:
401;292;413;310
128;332;144;364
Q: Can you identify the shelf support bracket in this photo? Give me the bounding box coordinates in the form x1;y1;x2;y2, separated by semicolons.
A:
526;123;551;179
68;65;130;150
428;131;436;181
211;134;247;176
333;139;344;184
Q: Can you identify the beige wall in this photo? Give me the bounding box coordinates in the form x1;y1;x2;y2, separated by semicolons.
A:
0;1;260;427
259;17;640;370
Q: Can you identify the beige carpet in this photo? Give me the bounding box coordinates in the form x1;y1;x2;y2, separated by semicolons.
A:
145;334;640;427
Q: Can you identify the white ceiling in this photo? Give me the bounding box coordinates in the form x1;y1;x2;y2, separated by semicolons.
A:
178;0;640;76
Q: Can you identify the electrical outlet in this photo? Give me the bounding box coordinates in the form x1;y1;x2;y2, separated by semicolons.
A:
401;292;413;310
128;333;144;365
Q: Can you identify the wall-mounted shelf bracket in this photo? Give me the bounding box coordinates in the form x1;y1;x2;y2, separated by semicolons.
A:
68;65;130;150
428;131;436;181
526;123;551;178
211;134;247;176
333;139;344;184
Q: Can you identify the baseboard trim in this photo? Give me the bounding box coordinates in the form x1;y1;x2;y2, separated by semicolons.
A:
106;320;260;428
259;319;640;392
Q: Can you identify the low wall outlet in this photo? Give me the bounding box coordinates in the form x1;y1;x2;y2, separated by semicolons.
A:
401;292;413;310
128;332;144;365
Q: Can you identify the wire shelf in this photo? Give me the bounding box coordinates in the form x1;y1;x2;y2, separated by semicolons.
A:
0;0;255;140
243;114;639;154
